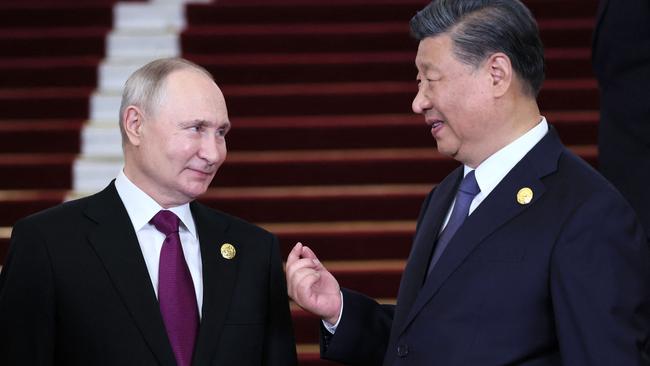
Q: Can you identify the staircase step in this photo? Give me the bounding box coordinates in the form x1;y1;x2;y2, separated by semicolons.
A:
183;19;594;55
218;80;599;117
0;28;108;58
0;120;82;153
267;221;415;260
0;3;113;30
0;154;74;189
0;57;101;88
1;0;134;5
185;48;592;86
0;190;66;226
0;87;91;119
187;0;597;25
197;184;431;223
225;111;598;151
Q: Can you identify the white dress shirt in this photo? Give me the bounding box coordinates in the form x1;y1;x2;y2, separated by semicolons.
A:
115;170;204;316
441;117;549;229
325;117;549;333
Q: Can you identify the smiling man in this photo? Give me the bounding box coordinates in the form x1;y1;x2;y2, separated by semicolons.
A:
286;1;650;365
0;58;297;366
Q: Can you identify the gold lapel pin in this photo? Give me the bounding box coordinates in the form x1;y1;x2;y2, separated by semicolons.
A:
220;243;236;260
517;187;534;205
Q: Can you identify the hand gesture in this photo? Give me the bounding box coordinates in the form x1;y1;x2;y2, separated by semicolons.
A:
286;242;342;325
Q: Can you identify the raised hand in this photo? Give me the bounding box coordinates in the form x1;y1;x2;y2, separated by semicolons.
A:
286;242;342;325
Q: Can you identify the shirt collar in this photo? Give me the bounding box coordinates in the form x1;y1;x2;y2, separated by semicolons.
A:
464;117;549;195
114;170;197;238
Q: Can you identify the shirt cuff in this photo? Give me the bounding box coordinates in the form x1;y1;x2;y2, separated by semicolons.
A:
322;291;344;334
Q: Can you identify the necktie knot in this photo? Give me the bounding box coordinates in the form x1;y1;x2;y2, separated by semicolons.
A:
150;210;180;237
457;170;480;197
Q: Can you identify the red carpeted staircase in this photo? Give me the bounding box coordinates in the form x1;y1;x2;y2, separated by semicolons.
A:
1;0;599;365
0;0;116;261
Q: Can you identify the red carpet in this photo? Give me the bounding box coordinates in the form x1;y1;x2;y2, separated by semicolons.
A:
0;0;115;279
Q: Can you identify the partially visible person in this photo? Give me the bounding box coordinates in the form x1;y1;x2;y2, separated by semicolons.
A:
593;0;650;242
0;58;297;366
287;1;650;365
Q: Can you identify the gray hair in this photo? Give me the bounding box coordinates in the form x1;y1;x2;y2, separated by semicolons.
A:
118;57;214;141
410;0;544;97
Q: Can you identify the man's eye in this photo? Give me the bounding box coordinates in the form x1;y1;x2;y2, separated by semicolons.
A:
217;128;228;137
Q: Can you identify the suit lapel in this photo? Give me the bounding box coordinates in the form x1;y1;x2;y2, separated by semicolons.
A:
190;202;239;366
398;128;564;335
85;182;176;366
390;167;461;334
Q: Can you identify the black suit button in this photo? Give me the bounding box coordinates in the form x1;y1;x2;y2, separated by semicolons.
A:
397;344;409;357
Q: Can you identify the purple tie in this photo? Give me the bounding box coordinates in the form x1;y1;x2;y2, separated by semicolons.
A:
428;170;481;275
150;210;199;366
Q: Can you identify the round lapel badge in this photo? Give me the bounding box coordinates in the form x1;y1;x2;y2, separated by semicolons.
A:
220;243;236;260
517;187;534;205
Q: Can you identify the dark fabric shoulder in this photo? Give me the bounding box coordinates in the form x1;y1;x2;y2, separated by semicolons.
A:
557;146;624;197
191;200;272;238
13;193;96;229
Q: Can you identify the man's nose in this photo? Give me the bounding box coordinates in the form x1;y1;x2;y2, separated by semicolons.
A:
199;135;223;164
412;88;432;114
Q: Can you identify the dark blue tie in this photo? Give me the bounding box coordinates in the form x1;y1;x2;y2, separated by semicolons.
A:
427;170;481;275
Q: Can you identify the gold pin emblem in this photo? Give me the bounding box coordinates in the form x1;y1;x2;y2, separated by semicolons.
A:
220;243;236;260
517;187;534;205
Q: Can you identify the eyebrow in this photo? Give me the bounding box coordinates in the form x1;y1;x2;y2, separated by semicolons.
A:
416;60;439;72
179;119;231;130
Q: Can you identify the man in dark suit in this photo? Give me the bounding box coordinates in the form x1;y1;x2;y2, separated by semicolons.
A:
592;0;650;242
286;1;650;365
0;58;297;366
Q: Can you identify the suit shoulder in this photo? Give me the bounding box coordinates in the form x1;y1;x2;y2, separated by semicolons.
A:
192;201;273;238
550;147;635;217
557;147;621;195
13;193;98;230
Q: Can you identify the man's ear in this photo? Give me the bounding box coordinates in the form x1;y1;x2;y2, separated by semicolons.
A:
123;106;145;146
485;52;512;98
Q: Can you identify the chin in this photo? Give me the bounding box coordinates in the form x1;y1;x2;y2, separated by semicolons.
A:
436;145;457;158
180;184;209;200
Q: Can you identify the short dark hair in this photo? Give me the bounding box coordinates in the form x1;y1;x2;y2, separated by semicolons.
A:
410;0;544;97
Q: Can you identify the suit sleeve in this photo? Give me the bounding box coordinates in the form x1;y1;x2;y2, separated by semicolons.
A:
0;219;56;365
550;192;650;365
319;187;435;365
320;289;395;366
263;234;298;366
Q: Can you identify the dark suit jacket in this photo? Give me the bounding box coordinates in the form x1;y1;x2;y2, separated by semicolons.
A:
321;128;650;365
0;182;297;366
592;0;650;238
